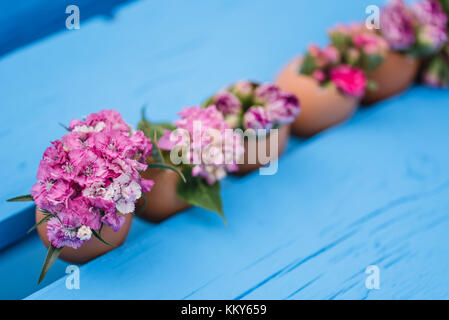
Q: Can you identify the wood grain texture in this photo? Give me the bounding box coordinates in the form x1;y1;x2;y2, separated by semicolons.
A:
2;0;449;300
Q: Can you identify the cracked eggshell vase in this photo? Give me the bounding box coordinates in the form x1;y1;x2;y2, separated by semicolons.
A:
137;165;191;223
276;58;358;138
235;125;291;175
362;51;420;105
36;208;133;265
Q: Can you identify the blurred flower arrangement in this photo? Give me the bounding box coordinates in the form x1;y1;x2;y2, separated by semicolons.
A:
8;110;155;283
138;105;244;219
203;81;300;131
380;0;447;56
419;0;449;87
299;42;368;98
329;24;389;73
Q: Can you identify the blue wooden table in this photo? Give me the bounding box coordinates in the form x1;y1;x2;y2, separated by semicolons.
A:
1;0;449;300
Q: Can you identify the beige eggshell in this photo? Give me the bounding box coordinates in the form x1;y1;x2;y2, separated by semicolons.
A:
137;165;191;223
276;58;358;138
36;208;133;264
362;51;420;105
235;125;291;175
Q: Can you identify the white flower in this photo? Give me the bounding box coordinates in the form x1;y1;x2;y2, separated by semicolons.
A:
94;122;106;132
83;182;107;199
116;198;135;214
105;174;143;214
73;121;105;134
77;225;92;241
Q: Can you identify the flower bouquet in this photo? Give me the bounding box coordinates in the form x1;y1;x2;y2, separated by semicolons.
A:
372;0;448;100
420;0;449;88
137;105;244;222
276;43;366;137
8;110;156;283
326;23;390;105
202;81;300;174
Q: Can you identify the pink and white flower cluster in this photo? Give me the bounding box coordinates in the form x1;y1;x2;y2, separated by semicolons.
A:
381;0;448;55
207;81;300;131
158;105;245;185
301;43;368;98
328;23;389;71
31;110;154;249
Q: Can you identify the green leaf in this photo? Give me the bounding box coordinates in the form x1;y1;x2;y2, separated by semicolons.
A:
330;32;351;52
147;163;186;183
38;245;63;284
7;194;34;202
59;122;70;132
27;214;53;234
441;0;449;13
137;107;175;141
362;54;385;73
299;53;316;75
91;229;114;247
151;131;166;165
176;166;226;224
137;107;176;164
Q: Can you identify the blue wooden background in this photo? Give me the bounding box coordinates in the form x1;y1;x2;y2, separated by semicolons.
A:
1;0;449;300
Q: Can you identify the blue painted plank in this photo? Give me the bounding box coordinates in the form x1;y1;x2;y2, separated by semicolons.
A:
0;216;153;300
27;88;449;299
0;0;381;249
0;0;135;57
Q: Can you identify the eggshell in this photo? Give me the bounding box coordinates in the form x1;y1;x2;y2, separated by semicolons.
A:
137;165;191;223
276;58;358;138
36;208;133;264
362;51;420;105
235;125;291;175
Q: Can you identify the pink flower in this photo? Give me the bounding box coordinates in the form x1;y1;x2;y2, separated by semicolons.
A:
414;0;448;29
140;179;155;193
244;106;273;130
31;110;154;249
381;0;417;50
42;140;67;165
158;129;181;151
266;92;300;125
213;91;242;115
175;105;227;134
417;24;448;51
308;44;330;68
129;130;153;160
91;130;134;159
168;105;244;185
312;70;326;83
47;216;85;249
84;110;130;133
330;65;367;98
353;33;389;55
233;80;253;97
70;150;109;187
323;45;340;64
68;197;102;230
254;83;281;104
